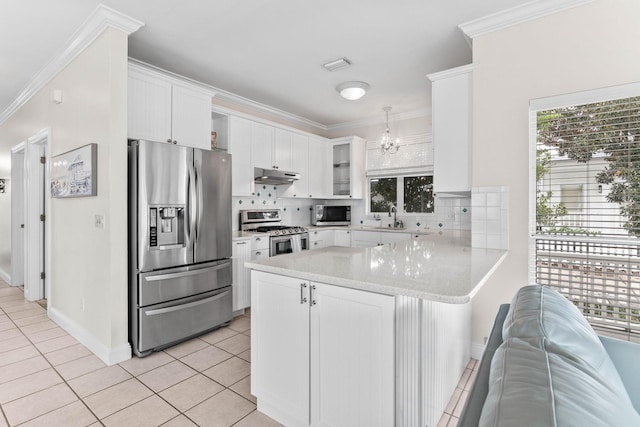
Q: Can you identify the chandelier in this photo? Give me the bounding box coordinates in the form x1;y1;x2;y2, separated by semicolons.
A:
380;107;399;154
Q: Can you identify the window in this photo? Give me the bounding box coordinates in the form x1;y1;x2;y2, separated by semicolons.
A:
532;89;640;340
370;178;397;212
369;175;433;214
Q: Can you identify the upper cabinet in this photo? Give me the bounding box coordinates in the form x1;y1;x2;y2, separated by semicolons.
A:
280;131;310;198
428;64;472;195
331;136;365;199
251;123;276;170
228;116;254;196
128;63;214;150
307;136;331;199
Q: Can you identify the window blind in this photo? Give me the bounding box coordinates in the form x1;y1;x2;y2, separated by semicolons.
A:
534;96;640;340
366;133;432;177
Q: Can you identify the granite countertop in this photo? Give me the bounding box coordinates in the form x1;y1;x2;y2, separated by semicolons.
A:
232;231;257;240
245;235;507;304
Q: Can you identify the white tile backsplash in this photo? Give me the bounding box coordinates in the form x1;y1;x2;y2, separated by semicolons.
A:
472;186;509;249
233;189;471;232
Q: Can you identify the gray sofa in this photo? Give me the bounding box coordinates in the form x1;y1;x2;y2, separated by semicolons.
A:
459;285;640;426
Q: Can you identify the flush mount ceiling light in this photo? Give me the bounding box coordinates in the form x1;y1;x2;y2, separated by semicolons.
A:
336;81;369;101
380;106;399;154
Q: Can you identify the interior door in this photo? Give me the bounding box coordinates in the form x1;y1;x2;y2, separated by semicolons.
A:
135;140;192;272
193;149;232;263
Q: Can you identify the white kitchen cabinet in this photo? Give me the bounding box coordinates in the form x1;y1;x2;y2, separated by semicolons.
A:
351;230;411;247
128;63;213;150
251;271;394;427
309;229;334;250
308;136;330;199
228;116;254;196
251;122;276;170
281;132;309;198
252;273;310;426
334;229;351;247
380;231;411;244
251;235;269;259
428;64;472;194
273;128;294;171
350;230;380;248
330;136;365;199
232;239;251;311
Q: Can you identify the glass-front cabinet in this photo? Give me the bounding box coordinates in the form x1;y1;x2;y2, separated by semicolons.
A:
331;136;365;199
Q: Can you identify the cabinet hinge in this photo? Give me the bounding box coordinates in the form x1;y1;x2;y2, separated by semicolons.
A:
40;272;45;280
40;214;46;222
40;156;46;164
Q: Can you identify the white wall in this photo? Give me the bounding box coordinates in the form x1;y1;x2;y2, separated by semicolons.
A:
0;28;130;364
470;0;640;345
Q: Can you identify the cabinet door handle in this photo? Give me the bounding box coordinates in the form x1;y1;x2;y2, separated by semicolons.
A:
256;237;261;241
256;251;261;256
311;284;317;306
166;139;172;143
236;241;247;245
300;283;308;304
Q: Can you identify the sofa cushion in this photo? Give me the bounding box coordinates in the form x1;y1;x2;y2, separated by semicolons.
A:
479;337;640;427
502;285;627;394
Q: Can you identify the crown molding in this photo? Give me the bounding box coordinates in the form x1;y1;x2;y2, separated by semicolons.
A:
213;89;328;132
0;4;144;125
458;0;595;42
128;59;217;96
427;64;473;82
326;108;431;132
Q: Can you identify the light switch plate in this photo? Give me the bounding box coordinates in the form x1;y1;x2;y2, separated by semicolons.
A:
94;214;105;229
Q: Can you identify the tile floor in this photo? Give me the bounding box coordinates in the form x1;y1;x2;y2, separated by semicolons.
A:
0;279;477;426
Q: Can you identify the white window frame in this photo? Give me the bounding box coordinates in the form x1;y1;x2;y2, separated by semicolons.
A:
367;173;434;215
529;82;640;338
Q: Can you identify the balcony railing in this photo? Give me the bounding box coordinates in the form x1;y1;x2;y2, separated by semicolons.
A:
535;237;640;339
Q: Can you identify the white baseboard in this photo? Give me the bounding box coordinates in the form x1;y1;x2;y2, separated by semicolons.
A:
471;341;486;361
0;270;11;284
48;306;131;365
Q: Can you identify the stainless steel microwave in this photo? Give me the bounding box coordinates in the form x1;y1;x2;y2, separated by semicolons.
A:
311;205;351;226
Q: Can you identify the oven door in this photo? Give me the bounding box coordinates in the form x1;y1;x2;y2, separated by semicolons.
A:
270;233;309;256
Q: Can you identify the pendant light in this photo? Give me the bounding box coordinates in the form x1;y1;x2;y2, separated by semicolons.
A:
380;107;399;154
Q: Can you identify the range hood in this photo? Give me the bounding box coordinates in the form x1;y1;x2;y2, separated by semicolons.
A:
254;167;300;185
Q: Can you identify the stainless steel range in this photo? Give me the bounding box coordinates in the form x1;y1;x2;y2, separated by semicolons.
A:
240;209;309;256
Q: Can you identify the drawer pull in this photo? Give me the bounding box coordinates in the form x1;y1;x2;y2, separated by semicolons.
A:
145;291;229;316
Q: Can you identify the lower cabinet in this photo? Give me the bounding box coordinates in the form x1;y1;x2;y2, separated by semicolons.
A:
251;271;395;427
351;230;411;248
333;229;351;247
309;230;334;250
232;239;251;311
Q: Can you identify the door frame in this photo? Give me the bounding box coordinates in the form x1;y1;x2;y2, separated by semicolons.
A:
22;128;51;303
10;143;25;287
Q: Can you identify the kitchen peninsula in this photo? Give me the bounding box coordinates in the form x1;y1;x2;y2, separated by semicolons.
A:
246;232;507;427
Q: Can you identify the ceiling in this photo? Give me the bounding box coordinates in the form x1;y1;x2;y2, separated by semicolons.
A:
1;0;533;128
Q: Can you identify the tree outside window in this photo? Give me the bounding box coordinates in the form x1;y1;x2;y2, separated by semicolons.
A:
369;175;434;214
370;178;397;212
404;176;434;213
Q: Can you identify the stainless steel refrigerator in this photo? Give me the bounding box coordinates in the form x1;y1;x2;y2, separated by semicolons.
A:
128;139;232;357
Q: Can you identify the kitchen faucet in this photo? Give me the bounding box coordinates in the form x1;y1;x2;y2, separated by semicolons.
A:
389;204;398;228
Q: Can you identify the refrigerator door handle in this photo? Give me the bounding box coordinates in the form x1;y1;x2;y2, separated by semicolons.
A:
195;157;203;242
187;159;198;246
144;290;230;316
143;262;231;282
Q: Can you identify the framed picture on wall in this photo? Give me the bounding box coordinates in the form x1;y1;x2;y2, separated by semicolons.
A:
50;143;97;198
